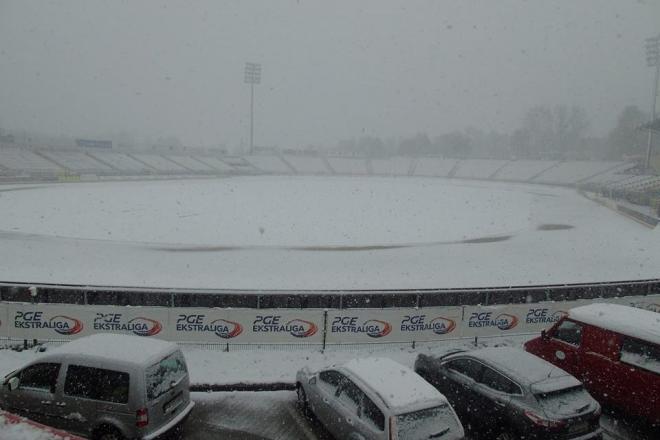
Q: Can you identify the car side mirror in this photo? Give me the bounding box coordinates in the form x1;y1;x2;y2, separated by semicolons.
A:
7;377;19;392
308;376;316;385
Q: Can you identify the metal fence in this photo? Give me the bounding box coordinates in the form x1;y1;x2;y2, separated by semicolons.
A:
1;279;658;309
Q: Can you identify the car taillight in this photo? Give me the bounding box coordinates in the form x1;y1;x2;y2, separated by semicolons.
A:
524;410;566;429
136;408;149;428
389;416;398;440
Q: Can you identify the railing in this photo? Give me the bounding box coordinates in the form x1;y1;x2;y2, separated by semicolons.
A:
1;278;658;309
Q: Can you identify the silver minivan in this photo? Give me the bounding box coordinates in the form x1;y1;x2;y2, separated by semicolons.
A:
0;333;194;440
296;357;465;440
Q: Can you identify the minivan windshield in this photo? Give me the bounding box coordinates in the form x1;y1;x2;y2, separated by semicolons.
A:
535;385;593;417
396;405;459;440
145;350;187;401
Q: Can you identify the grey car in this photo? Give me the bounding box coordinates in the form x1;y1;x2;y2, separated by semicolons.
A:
296;357;464;440
414;347;602;440
0;334;194;440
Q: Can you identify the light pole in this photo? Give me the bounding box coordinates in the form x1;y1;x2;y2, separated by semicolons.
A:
244;62;262;155
644;35;660;169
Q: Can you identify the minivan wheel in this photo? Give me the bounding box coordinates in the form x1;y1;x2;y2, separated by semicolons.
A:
95;426;125;440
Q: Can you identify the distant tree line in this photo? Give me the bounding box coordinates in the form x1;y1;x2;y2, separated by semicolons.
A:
331;104;659;161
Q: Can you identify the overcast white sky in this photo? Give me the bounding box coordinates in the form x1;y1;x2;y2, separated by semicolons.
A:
1;0;659;149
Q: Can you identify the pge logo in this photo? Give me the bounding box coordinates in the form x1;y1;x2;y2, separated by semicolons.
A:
175;315;243;339
468;312;519;331
331;317;392;338
252;315;318;338
14;311;83;335
93;313;162;337
400;315;456;335
526;308;567;325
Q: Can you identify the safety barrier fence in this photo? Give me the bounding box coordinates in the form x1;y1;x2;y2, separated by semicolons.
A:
1;293;657;348
1;279;659;310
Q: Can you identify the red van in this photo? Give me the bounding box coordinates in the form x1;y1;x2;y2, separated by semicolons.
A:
524;303;660;426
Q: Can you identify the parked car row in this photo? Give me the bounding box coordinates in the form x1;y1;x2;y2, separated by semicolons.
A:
296;304;658;440
0;303;657;440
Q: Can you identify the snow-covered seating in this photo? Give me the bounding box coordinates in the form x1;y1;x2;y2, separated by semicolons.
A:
194;156;235;172
325;157;369;175
131;154;188;172
533;161;628;185
88;152;152;172
490;160;557;182
245;155;292;174
0;148;63;172
40;151;114;172
283;155;330;174
453;159;510;179
412;158;458;177
165;155;216;172
369;157;413;176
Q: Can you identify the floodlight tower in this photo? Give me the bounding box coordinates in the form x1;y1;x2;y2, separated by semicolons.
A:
244;62;262;155
645;35;660;169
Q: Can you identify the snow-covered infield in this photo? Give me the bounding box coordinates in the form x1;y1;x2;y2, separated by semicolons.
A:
0;176;659;290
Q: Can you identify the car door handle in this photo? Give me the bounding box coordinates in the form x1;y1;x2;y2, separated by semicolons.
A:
40;400;52;405
55;402;66;407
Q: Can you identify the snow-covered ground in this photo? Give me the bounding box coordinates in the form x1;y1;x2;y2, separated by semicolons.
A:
0;176;658;289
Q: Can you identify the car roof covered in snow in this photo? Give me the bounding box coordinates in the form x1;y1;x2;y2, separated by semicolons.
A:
568;303;660;345
47;334;177;366
457;347;578;388
341;357;447;411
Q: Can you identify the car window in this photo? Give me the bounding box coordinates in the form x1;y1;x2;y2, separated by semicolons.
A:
336;378;364;413
19;363;60;393
620;337;660;375
319;370;343;387
445;358;483;381
553;320;582;346
480;366;522;395
361;394;385;431
64;365;130;404
146;350;187;401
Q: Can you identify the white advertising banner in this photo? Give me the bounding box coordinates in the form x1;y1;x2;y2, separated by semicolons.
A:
0;303;8;338
460;301;594;338
326;307;463;344
169;308;324;344
7;303;169;340
3;294;658;343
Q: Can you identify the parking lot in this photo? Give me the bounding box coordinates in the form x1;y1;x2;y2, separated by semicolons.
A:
181;391;653;440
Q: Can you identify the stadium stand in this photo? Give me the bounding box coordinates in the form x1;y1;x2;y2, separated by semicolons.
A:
165;155;217;172
453;159;510;180
325;157;369;175
493;160;560;182
282;154;332;174
533;161;630;185
0;148;63;173
245;155;293;174
221;156;258;173
369;157;413;176
39;150;114;173
194;155;236;172
129;153;189;172
87;151;153;173
411;158;459;177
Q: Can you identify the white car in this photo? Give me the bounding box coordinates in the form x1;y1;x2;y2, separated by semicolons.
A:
296;357;464;440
